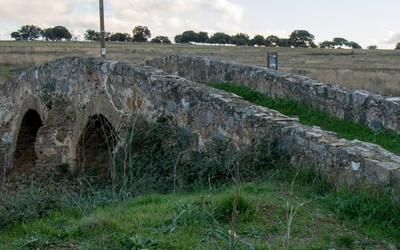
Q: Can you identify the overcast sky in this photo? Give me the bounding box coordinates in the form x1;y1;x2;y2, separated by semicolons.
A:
0;0;399;49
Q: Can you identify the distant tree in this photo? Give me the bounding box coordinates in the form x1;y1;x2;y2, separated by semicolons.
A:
151;36;171;44
347;41;362;49
319;40;335;49
42;28;55;41
232;33;250;46
84;29;100;41
289;30;315;48
265;35;280;47
180;30;199;43
367;45;378;49
396;42;400;50
11;31;21;41
208;32;232;44
332;37;348;48
174;34;182;43
109;33;121;42
132;25;151;43
277;38;291;47
42;26;71;41
198;31;209;43
123;33;132;42
16;25;42;40
109;32;131;42
250;35;266;46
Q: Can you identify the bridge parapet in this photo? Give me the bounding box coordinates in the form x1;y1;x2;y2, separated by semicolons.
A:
147;54;400;188
147;54;400;134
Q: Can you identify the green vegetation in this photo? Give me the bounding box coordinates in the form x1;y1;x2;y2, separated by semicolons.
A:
1;165;400;249
382;54;400;60
0;63;16;82
0;66;13;76
1;114;400;249
210;83;400;155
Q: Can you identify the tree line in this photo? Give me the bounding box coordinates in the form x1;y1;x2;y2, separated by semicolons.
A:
11;25;73;41
9;24;400;50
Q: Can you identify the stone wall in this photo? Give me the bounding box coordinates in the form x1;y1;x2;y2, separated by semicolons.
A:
147;54;400;134
1;56;400;189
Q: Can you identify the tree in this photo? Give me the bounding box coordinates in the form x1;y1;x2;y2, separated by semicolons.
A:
110;32;131;42
132;26;151;43
332;37;348;48
151;36;171;44
367;45;378;49
123;33;132;42
42;26;72;41
84;29;100;41
109;33;121;42
289;30;315;48
265;35;280;47
347;41;362;49
277;38;292;47
180;30;199;43
198;32;209;43
42;28;55;41
208;32;232;44
54;26;72;40
396;42;400;50
250;35;266;46
174;34;182;43
319;40;335;49
232;33;250;46
17;25;42;40
11;31;21;41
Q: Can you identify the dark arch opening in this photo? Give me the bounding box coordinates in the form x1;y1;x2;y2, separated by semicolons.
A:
76;114;117;178
13;109;43;171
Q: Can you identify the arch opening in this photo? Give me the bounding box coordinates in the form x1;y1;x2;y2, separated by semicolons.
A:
76;114;117;178
13;109;43;171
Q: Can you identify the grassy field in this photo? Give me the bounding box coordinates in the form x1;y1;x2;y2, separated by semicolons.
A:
1;41;400;95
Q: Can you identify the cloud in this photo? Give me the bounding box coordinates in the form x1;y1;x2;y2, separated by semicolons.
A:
0;0;246;42
383;31;400;44
104;0;246;41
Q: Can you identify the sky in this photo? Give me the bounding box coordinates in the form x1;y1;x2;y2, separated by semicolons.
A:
0;0;399;49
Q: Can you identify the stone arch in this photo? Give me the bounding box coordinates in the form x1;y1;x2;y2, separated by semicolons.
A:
12;95;45;144
12;109;43;174
70;96;124;171
8;96;45;176
75;114;117;178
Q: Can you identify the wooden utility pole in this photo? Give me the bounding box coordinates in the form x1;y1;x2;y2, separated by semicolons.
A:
99;0;106;58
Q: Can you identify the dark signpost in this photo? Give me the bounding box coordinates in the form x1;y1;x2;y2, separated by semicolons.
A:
267;52;278;70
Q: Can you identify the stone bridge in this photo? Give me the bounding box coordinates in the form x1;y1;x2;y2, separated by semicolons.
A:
1;55;400;189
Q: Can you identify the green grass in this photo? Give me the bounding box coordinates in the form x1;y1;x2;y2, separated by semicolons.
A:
0;65;14;77
209;83;400;155
1;169;399;249
2;111;400;249
382;54;400;60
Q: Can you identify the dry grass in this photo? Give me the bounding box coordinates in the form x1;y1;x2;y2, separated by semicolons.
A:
1;41;400;95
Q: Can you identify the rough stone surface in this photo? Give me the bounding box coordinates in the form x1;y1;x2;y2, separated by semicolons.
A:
147;54;400;134
0;55;400;190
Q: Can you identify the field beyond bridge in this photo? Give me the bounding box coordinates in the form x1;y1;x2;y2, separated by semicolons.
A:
1;41;400;96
